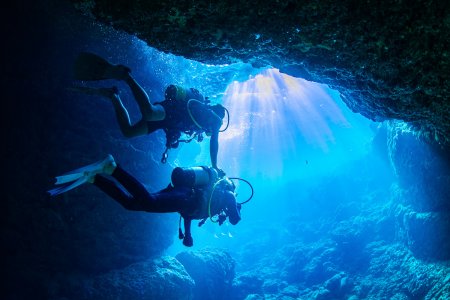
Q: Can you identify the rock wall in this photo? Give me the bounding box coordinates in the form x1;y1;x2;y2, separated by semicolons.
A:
386;122;450;260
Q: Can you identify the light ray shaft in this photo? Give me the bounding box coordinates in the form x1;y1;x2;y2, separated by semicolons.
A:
219;69;353;179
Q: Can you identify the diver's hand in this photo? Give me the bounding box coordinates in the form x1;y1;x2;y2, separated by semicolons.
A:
183;235;193;247
214;167;226;178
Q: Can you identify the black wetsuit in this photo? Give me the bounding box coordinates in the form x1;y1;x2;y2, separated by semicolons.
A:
93;165;241;224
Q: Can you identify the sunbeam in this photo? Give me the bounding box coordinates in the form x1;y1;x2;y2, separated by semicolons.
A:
218;68;373;181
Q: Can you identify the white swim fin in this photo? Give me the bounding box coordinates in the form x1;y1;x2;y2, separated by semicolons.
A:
48;176;89;197
48;155;116;196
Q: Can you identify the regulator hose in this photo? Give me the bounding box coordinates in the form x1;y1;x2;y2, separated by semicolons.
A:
208;177;254;223
187;99;230;132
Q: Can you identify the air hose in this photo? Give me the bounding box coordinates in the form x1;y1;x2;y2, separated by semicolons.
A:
187;99;230;132
229;177;254;205
208;177;254;223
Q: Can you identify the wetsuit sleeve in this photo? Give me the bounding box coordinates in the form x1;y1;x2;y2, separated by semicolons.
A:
183;218;194;247
223;191;241;225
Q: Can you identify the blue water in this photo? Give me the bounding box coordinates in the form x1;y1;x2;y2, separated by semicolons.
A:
165;62;391;253
6;2;449;299
63;16;395;271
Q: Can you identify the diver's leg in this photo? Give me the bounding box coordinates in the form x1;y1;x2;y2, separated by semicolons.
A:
112;166;191;213
109;165;153;202
93;174;144;211
93;165;160;211
122;73;166;122
109;93;149;137
69;86;148;137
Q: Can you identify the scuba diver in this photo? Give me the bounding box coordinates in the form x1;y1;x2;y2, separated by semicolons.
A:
70;52;229;168
47;155;245;247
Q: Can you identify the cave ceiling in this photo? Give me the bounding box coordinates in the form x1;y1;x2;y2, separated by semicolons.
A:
71;0;450;145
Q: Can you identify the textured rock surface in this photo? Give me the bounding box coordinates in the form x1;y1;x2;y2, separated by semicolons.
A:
69;256;194;300
384;123;450;259
404;211;450;260
387;122;450;211
361;242;450;300
176;248;236;300
226;142;450;299
71;0;450;144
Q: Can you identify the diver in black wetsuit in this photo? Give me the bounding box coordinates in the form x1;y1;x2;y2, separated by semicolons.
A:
48;155;241;247
70;52;227;168
97;164;240;247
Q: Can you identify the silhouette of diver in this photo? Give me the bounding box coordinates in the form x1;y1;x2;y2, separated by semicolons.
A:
48;155;241;247
70;52;228;168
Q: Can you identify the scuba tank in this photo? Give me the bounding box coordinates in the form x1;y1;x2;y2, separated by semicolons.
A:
159;85;209;164
171;166;218;188
165;84;206;103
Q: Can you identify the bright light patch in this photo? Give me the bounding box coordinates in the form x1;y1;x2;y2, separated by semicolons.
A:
218;68;371;180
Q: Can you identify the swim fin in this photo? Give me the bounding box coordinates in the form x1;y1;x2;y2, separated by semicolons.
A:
73;52;131;81
67;86;119;98
48;155;116;196
53;156;111;185
48;176;89;197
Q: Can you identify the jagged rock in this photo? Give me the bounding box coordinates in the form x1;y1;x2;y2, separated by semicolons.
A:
244;295;264;300
176;248;236;300
262;279;288;294
300;243;340;286
73;256;194;300
403;211;450;260
425;272;450;300
324;272;352;298
232;271;264;300
387;122;450;212
71;0;450;144
311;287;332;300
360;242;450;299
259;295;297;300
280;285;300;298
331;217;374;250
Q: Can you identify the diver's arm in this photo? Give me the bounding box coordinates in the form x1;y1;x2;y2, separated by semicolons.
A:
183;218;193;247
210;130;219;169
209;111;222;169
191;102;221;169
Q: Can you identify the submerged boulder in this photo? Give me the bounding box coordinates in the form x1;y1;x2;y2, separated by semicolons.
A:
176;248;236;300
232;271;265;299
71;256;194;300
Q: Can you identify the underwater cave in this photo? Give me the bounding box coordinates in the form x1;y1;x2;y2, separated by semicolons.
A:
3;0;450;299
